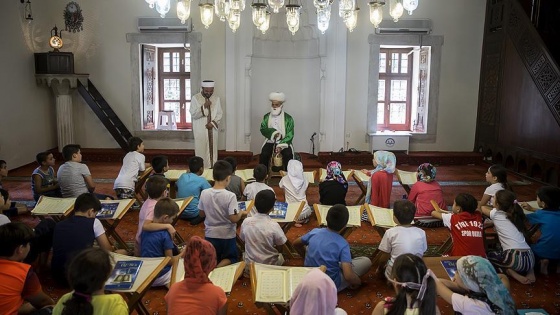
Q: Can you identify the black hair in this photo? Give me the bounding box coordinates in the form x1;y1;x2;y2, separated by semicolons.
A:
145;176;169;199
212;160;232;181
0;222;35;257
73;193;101;213
36;152;52;165
0;189;9;205
326;204;349;231
62;144;81;162
188;156;204;173
253;164;268;182
127;137;143;152
393;200;416;225
255;190;276;214
488;164;511;191
0;160;6;168
62;248;112;315
224;156;238;172
495;190;528;238
536;186;560;210
151;155;169;173
387;254;437;315
154;197;180;218
454;193;478;214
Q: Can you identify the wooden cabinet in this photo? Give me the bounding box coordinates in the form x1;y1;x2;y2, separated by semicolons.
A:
34;52;74;74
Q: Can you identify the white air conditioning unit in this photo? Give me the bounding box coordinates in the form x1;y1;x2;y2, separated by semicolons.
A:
138;17;192;32
375;19;432;35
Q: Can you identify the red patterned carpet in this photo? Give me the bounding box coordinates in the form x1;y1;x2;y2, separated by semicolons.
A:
3;159;560;314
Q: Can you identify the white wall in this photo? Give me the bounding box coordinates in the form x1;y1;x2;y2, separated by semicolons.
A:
1;0;485;167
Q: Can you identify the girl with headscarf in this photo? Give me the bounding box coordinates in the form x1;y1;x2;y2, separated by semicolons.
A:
319;161;348;205
290;269;347;315
408;163;446;221
432;255;516;315
279;160;312;226
361;151;396;220
165;236;227;315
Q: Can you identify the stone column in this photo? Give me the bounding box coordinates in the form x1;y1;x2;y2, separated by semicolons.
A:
36;74;89;151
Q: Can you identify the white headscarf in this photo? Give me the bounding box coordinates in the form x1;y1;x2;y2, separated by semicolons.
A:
287;160;306;192
290;269;339;315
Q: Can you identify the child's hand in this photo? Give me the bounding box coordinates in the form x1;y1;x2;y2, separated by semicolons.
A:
361;169;369;174
166;225;176;238
520;202;534;211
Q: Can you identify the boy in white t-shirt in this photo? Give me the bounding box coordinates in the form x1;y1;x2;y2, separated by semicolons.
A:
114;137;149;200
199;160;248;267
376;200;427;279
243;164;275;215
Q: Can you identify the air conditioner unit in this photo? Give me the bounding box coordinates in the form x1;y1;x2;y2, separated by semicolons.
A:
138;17;192;32
375;19;432;35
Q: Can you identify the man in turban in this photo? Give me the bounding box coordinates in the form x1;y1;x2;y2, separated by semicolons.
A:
190;80;223;168
259;92;295;171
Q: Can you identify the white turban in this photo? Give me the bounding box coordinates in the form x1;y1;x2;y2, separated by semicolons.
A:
269;92;285;102
201;80;215;88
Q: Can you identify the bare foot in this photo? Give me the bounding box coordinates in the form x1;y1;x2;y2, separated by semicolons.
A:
294;223;303;228
506;269;535;284
540;259;549;275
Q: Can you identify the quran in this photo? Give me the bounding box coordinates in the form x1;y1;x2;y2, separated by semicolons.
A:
31;196;75;215
164;170;186;181
269;201;288;220
96;202;119;219
235;169;255;182
396;169;418;186
314;204;362;227
280;170;316;184
318;169;354;182
351;171;370;183
174;197;193;213
440;259;457;280
173;260;245;293
105;260;143;290
250;263;320;303
365;204;397;227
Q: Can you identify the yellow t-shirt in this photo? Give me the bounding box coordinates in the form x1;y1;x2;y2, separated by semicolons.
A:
53;292;128;315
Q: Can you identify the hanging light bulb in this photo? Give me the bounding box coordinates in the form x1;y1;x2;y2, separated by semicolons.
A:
227;9;241;32
268;0;285;13
338;0;355;21
214;0;230;21
199;2;215;28
156;0;171;17
230;0;245;11
389;0;403;22
177;0;191;24
345;7;359;32
286;4;301;35
258;10;271;34
402;0;417;15
146;0;157;9
313;0;332;10
368;0;384;28
316;6;331;34
252;1;268;27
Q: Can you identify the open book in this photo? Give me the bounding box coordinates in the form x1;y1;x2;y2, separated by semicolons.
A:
280;170;316;184
174;197;193;213
201;169;214;181
396;169;418;186
364;204;397;227
313;204;362;227
440;259;457;280
105;260;143;290
351;171;370;183
97;199;135;220
270;201;288;220
96;202;119;219
250;263;322;303
235;169;255;182
164;170;186;181
31;196;75;215
272;201;305;223
172;259;245;293
318;169;354;182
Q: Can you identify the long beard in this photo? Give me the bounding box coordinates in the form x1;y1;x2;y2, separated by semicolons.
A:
271;106;283;116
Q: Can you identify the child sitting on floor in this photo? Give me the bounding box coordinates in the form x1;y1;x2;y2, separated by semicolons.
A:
176;156;211;225
52;248;128;315
360;151;396;221
319;161;348;206
376;200;427;280
293;204;372;292
290;269;348;315
31;152;61;201
431;193;486;257
243;164;274;216
479;164;510;207
150;155;169;178
224;156;245;201
481;189;535;284
279;160;312;226
432;255;515;314
113;137;148;200
140;198;179;287
522;186;560;274
408;163;446;221
372;254;439;315
199;160;248;267
239;190;287;276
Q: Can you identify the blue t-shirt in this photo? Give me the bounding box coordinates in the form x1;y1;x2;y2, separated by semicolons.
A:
140;230;175;275
176;173;211;218
300;228;352;289
526;209;560;259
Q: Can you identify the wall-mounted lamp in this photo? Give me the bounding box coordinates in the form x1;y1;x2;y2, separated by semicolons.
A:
20;0;34;21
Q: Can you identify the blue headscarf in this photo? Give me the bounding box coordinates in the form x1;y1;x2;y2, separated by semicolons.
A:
365;151;396;203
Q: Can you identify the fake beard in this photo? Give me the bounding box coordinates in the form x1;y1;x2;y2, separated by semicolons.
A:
271;105;283;116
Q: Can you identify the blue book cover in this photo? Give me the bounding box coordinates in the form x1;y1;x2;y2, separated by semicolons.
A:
440;259;457;280
238;202;247;212
105;260;143;290
517;310;549;315
269;201;288;219
96;202;119;219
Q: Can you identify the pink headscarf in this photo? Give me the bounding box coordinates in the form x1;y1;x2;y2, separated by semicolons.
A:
290;269;338;315
183;236;217;283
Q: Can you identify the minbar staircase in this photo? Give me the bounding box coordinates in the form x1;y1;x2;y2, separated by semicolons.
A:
77;79;132;150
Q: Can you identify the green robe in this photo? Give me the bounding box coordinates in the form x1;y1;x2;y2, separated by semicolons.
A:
260;112;295;145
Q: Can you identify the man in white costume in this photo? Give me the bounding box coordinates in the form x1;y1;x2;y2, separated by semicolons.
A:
190;80;223;168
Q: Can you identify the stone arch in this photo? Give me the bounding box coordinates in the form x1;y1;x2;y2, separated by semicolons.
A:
517;159;527;174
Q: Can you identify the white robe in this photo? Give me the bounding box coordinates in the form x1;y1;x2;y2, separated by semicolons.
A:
190;93;222;168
